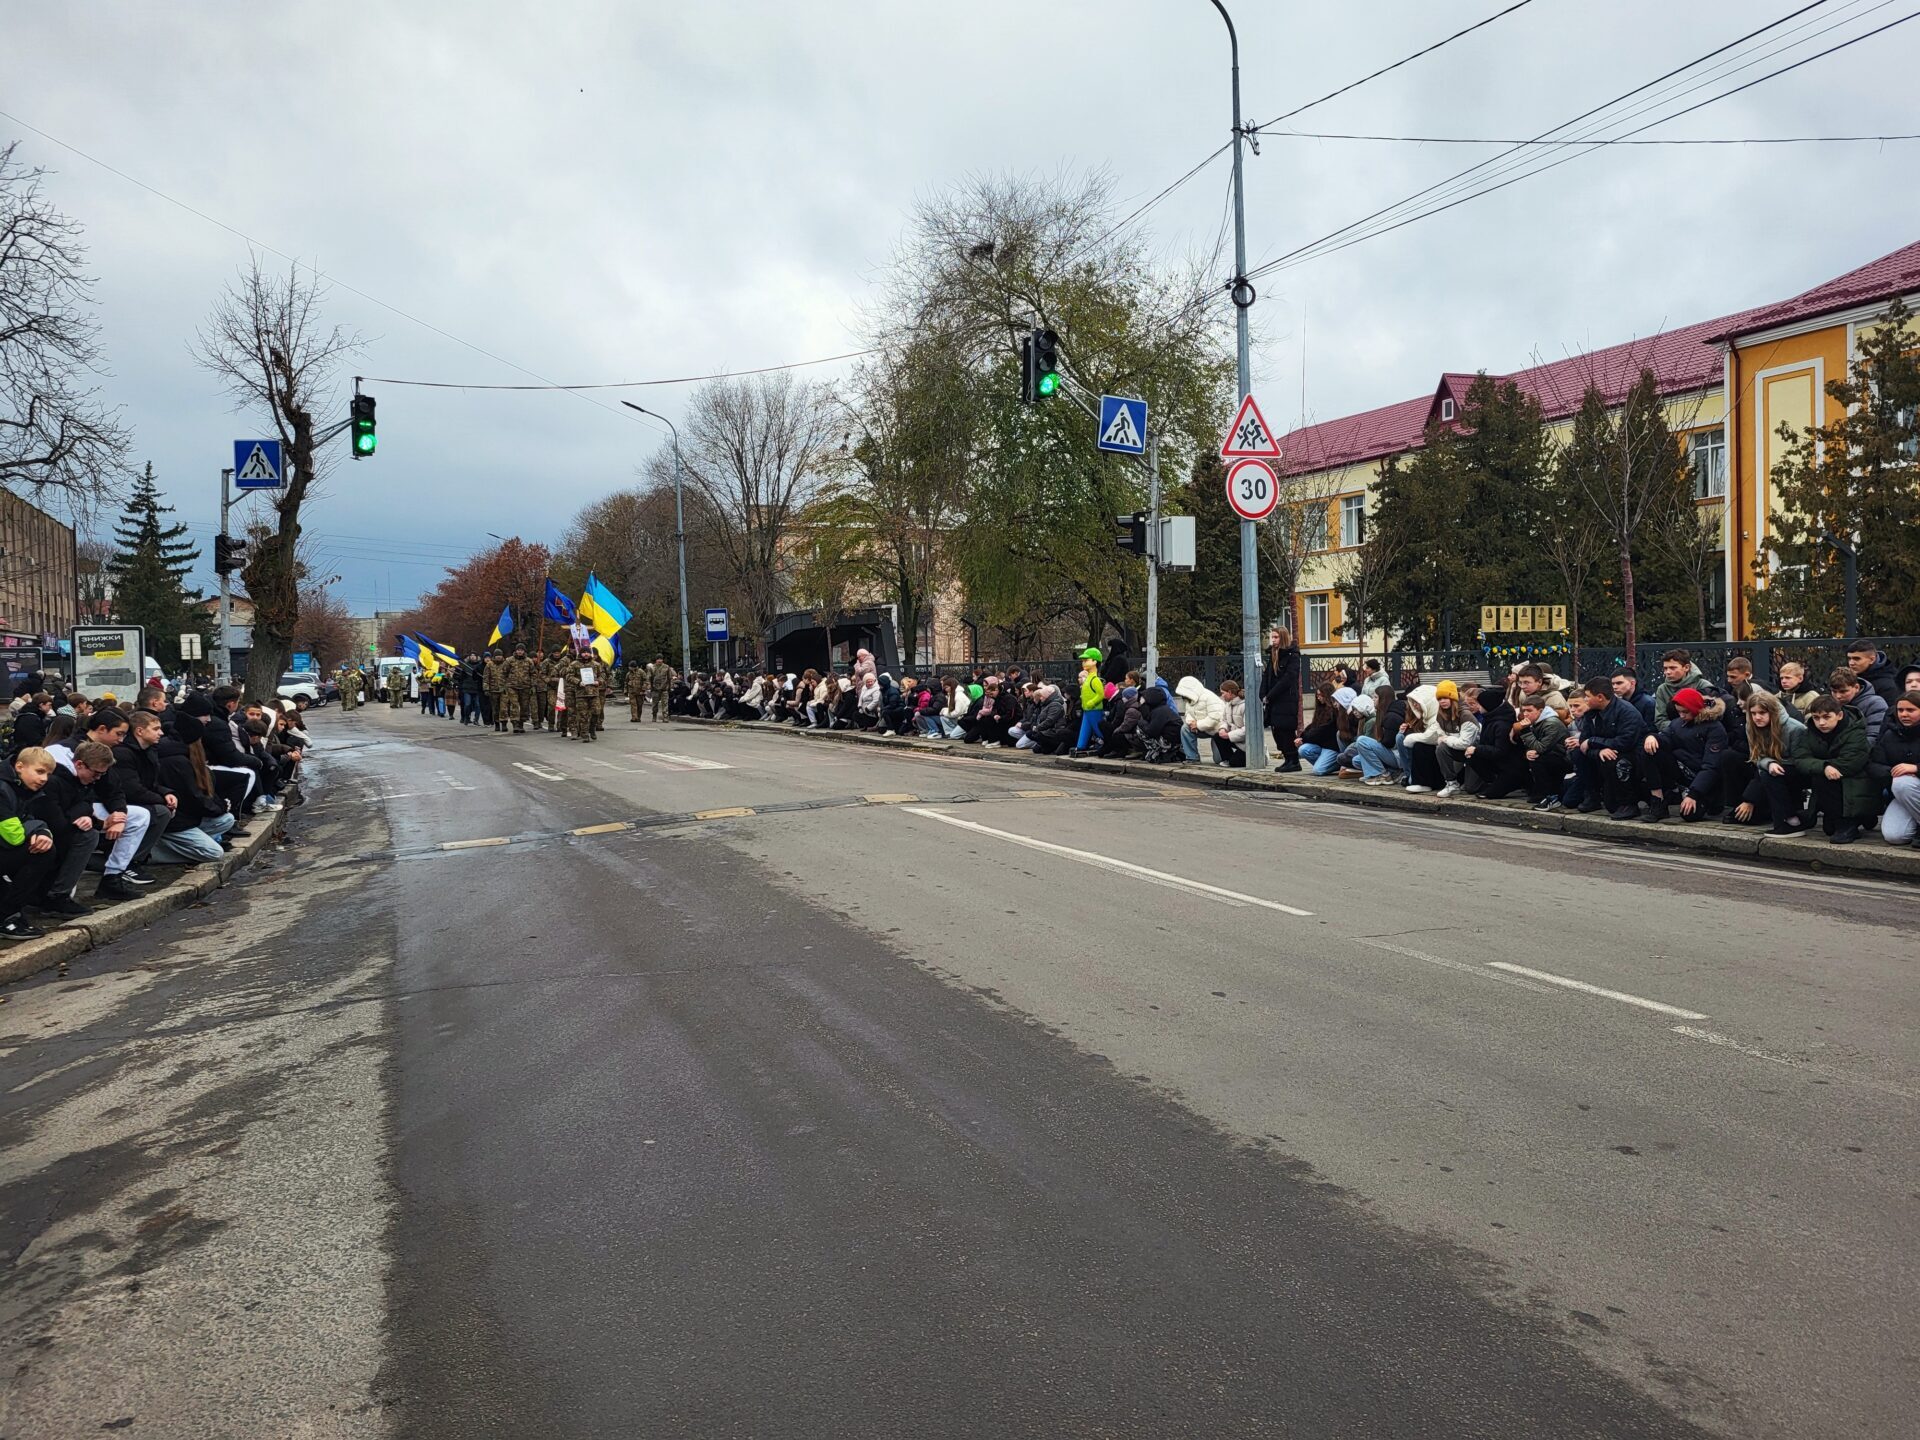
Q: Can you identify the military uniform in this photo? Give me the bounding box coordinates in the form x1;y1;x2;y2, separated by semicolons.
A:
339;670;358;711
646;660;673;721
569;655;603;742
483;651;506;731
389;667;406;708
502;647;537;731
626;663;650;722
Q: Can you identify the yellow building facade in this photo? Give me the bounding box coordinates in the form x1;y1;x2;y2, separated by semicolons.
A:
1277;239;1920;652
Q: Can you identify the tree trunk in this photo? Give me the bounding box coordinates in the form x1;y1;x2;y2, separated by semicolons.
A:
1619;536;1638;669
243;407;313;696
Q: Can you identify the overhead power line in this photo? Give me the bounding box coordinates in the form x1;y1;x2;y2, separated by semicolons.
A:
358;350;876;392
1243;0;1915;285
1268;128;1920;146
1253;0;1537;131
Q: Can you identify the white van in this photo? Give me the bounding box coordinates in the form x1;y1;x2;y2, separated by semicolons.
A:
374;657;420;701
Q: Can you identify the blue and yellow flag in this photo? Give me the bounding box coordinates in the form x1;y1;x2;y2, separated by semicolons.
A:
488;605;514;647
577;573;632;637
544;580;577;626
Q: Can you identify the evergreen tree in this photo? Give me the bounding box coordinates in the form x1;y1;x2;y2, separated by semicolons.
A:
1747;298;1920;636
1366;375;1550;646
107;462;209;669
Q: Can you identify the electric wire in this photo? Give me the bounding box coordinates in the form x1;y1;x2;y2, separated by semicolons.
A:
1252;0;1538;131
1266;128;1920;145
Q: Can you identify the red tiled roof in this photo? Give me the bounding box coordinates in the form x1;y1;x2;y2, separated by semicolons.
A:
1710;239;1920;341
1278;238;1919;478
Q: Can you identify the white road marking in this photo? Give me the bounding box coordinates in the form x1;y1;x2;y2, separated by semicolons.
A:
641;752;731;771
903;806;1312;916
1354;938;1553;993
512;762;568;782
435;770;474;791
1670;1025;1918;1101
579;755;657;775
1486;963;1708;1020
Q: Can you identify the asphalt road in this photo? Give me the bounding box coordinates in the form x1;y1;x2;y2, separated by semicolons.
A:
2;703;1912;1438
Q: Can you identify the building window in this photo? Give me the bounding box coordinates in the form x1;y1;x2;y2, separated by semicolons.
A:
1339;494;1365;549
1299;503;1329;553
1440;398;1456;422
1304;593;1330;645
1690;427;1727;499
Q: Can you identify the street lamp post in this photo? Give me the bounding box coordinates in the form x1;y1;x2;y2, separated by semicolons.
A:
1209;0;1266;768
621;401;693;676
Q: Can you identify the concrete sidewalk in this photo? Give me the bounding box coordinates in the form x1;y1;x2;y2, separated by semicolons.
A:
671;715;1920;882
0;807;287;986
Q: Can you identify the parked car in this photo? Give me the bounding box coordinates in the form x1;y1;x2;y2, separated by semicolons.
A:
277;670;323;704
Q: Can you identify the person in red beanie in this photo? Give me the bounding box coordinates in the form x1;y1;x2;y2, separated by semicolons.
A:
1638;684;1744;822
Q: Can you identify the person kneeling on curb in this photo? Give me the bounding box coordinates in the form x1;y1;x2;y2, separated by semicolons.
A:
1575;675;1651;820
1793;696;1875;845
1867;691;1920;846
1641;686;1737;824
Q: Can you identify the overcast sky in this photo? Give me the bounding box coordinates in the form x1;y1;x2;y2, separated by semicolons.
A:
4;1;1914;615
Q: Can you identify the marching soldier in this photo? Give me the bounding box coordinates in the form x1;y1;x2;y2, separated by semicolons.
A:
483;648;506;732
646;657;673;722
626;661;649;722
502;645;537;732
389;665;407;709
571;649;603;742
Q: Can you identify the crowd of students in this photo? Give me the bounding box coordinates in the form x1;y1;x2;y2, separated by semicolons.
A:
0;675;308;940
684;636;1920;851
1291;642;1920;848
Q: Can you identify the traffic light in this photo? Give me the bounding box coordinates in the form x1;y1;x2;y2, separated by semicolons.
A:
1114;511;1148;556
1019;327;1062;403
214;532;247;574
350;392;377;458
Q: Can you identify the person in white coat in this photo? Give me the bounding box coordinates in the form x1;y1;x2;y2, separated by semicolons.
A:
1174;675;1229;764
1212;679;1249;768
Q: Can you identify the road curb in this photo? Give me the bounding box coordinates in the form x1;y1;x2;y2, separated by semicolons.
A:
0;808;288;987
669;715;1920;883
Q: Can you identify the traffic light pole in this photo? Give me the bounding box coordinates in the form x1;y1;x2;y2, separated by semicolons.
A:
1212;0;1266;769
216;466;233;685
1145;435;1161;687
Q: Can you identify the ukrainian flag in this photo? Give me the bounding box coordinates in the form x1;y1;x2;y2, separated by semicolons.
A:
576;573;631;666
488;605;514;647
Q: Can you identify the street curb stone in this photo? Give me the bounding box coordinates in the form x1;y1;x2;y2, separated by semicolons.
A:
0;808;287;987
669;715;1920;883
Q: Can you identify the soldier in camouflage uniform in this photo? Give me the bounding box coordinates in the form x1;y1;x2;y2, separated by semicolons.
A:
502;645;536;732
626;662;649;722
646;658;673;721
569;649;603;742
483;649;505;731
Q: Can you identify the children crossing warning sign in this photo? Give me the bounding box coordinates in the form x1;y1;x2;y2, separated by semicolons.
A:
1219;394;1282;460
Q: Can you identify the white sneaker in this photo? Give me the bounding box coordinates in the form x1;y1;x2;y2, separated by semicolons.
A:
1437;783;1462;798
1405;784;1433;794
1363;775;1393;787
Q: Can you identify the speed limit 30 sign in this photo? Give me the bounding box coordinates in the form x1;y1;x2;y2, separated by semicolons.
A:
1225;458;1280;521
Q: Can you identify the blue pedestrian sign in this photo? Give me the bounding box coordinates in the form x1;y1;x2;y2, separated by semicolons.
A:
704;608;730;642
233;439;284;489
1097;395;1148;455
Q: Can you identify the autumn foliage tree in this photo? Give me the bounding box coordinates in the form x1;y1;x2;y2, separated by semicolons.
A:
386;537;551;655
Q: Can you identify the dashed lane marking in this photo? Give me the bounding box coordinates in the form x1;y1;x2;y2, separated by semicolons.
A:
1353;938;1553;993
1486;962;1708;1020
642;752;732;771
902;806;1313;917
440;837;510;851
512;762;568;781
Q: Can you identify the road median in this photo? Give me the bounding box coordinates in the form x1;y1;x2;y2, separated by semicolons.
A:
0;808;288;986
669;715;1920;882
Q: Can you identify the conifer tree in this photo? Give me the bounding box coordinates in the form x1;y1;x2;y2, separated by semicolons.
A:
107;462;208;668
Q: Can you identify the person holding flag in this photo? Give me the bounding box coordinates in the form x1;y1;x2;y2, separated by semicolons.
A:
576;574;632;666
488;605;514;648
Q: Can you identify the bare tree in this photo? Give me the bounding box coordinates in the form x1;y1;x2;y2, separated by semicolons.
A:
0;144;131;507
1536;472;1608;654
1650;477;1726;641
1332;495;1406;655
194;257;359;695
647;372;835;643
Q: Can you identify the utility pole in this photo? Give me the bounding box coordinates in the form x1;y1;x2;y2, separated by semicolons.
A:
216;466;233;685
1145;435;1162;686
1211;0;1265;768
622;401;693;676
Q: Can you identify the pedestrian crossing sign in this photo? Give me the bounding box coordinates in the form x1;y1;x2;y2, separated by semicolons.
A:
1097;395;1149;455
233;439;284;489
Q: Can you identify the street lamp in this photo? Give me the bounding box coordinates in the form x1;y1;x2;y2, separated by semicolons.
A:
1209;0;1266;768
621;401;693;675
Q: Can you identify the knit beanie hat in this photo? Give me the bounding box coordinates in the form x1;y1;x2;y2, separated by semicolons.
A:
1435;680;1459;700
1672;687;1707;717
1332;686;1357;708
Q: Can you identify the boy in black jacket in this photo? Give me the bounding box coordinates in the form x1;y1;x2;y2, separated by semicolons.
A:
0;748;58;938
1574;677;1652;819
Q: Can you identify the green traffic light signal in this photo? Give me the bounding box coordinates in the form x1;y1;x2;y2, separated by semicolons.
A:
353;426;377;455
1037;370;1060;397
349;392;377;459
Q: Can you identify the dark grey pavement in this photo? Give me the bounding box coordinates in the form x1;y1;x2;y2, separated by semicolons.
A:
3;705;1912;1437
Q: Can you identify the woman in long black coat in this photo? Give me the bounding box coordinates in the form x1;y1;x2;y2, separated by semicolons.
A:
1259;628;1302;771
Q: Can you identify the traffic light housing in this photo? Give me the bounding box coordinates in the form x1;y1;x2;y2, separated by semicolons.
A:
1114;512;1148;556
1020;327;1062;403
214;532;247;575
350;392;377;458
